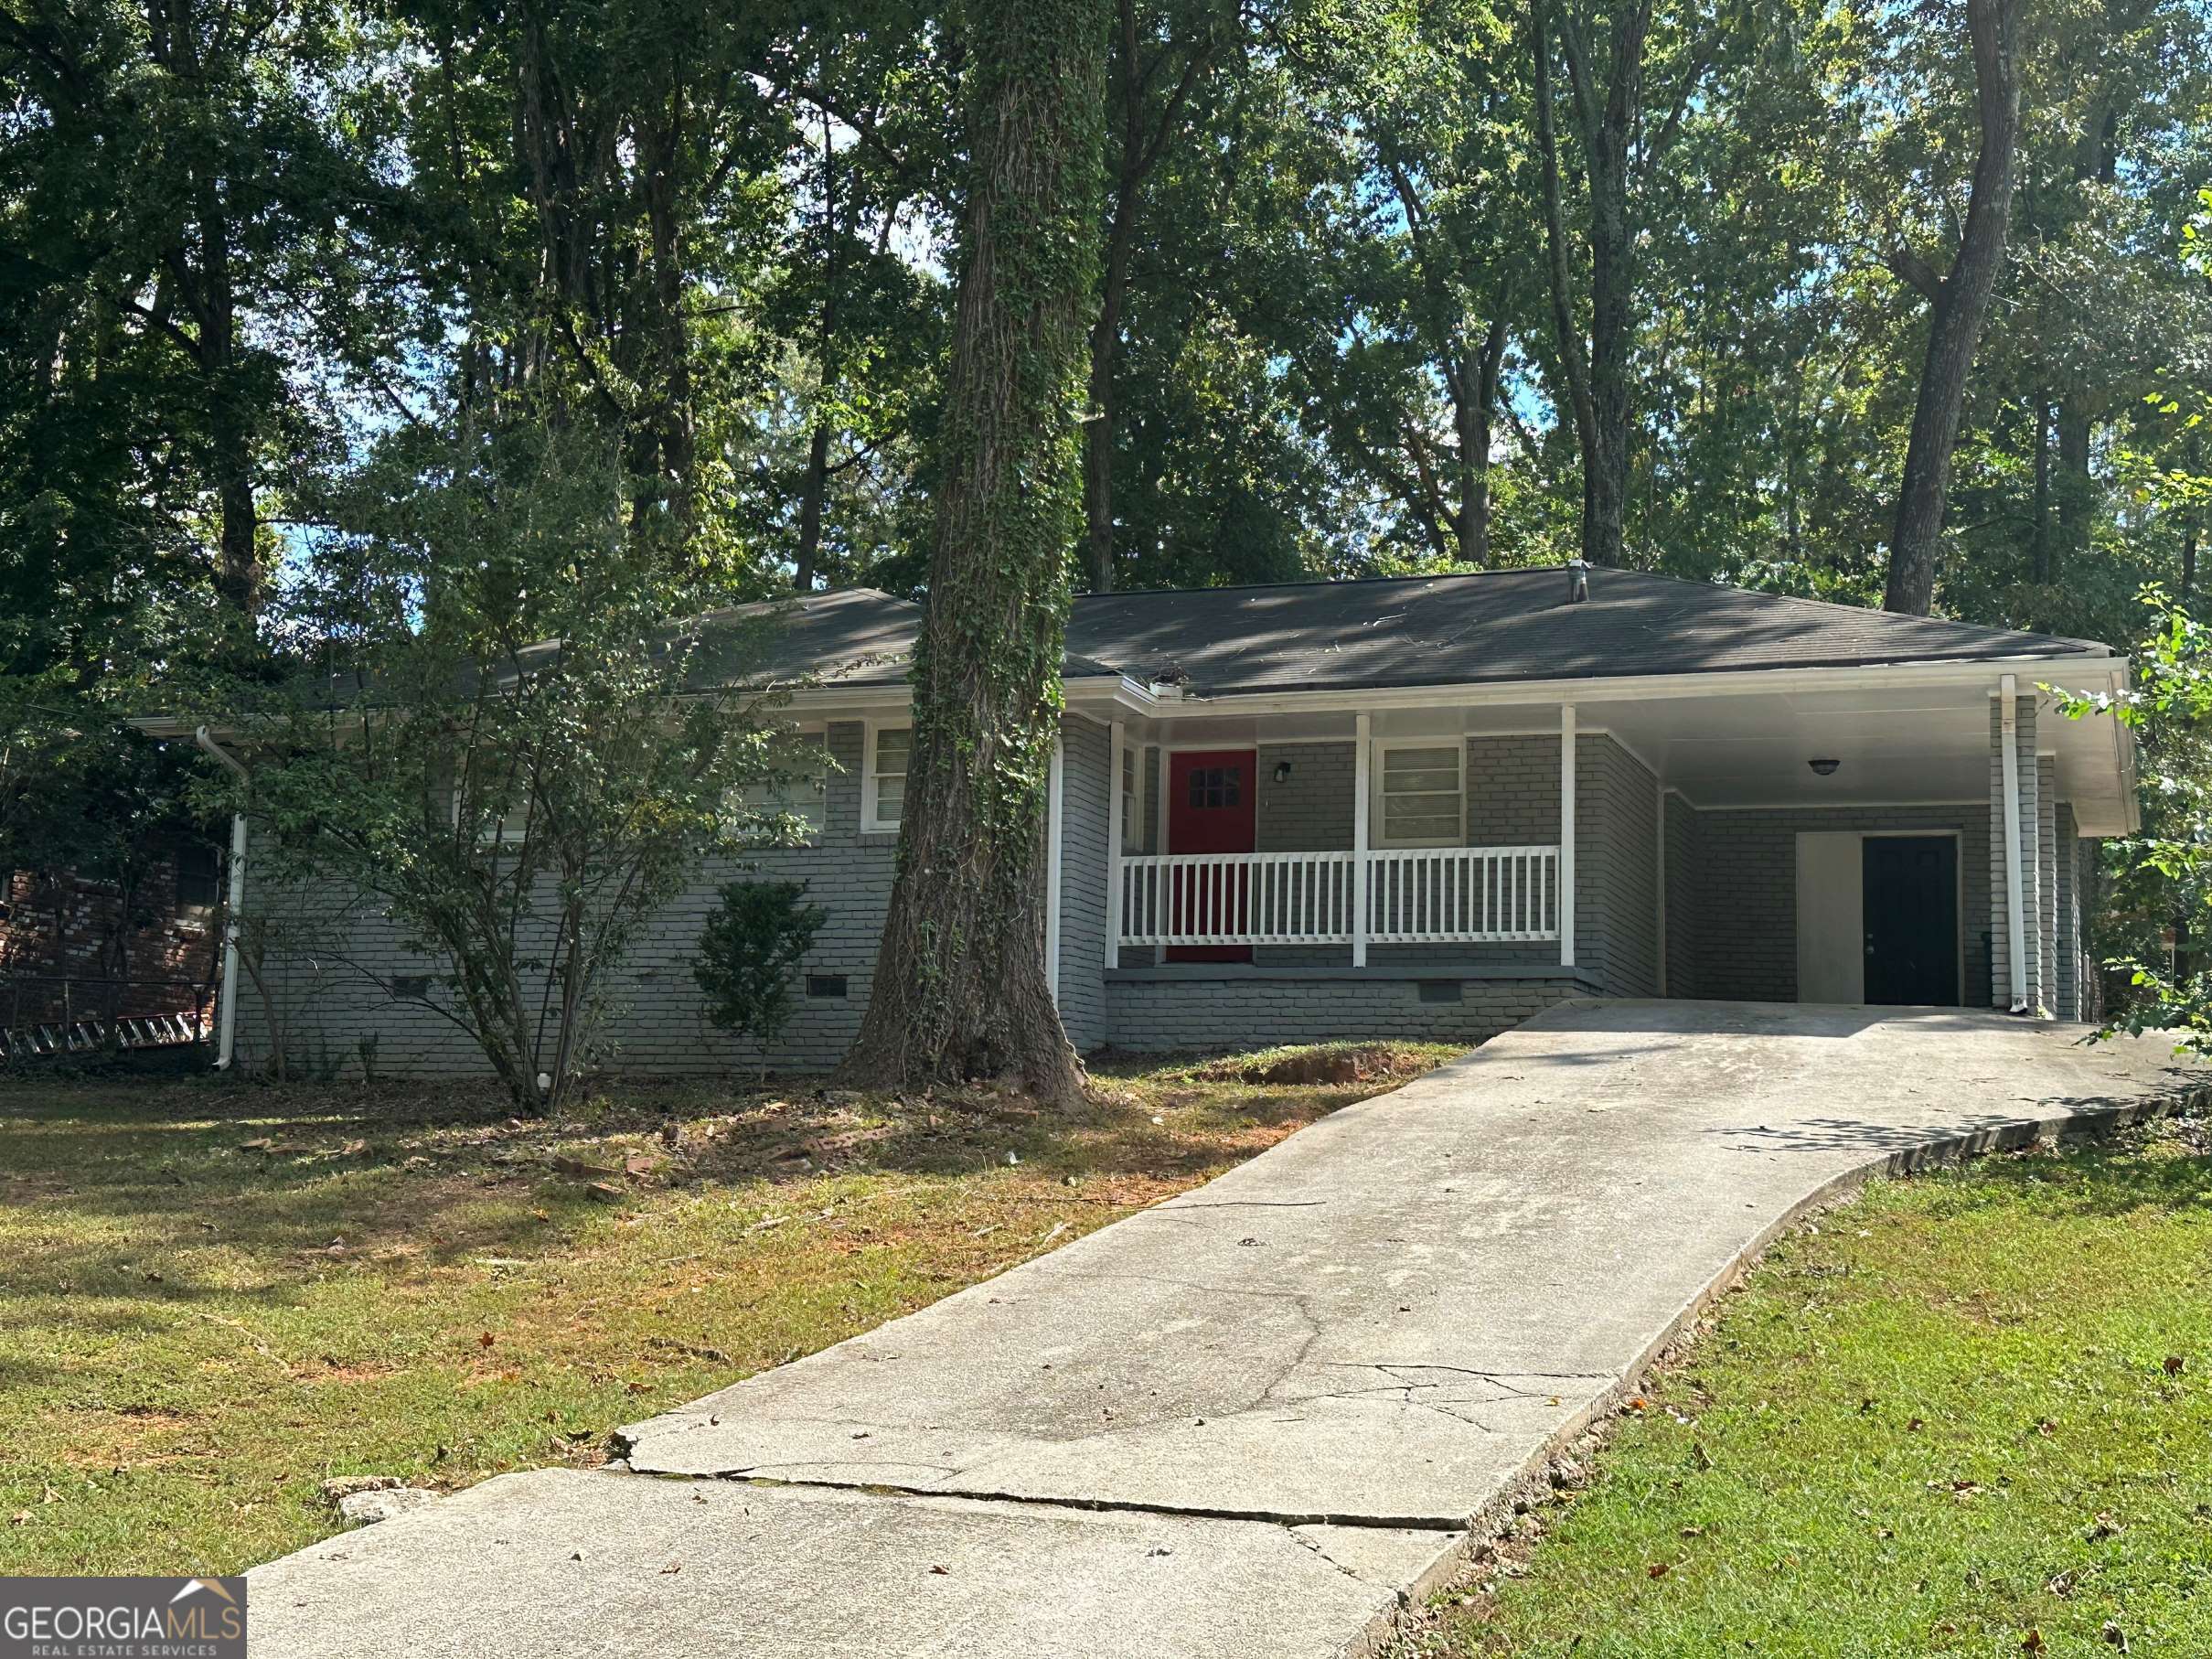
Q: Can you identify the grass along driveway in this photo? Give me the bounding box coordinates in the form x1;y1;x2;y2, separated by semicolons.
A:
0;1043;1456;1576
1409;1115;2212;1659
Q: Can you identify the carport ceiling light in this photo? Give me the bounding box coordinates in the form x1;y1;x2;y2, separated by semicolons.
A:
1808;757;1841;776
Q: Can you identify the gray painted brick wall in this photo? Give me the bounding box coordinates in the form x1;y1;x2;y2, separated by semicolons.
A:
241;714;1127;1078
1580;735;1659;997
234;720;907;1079
235;697;2042;1077
1257;743;1354;851
1105;972;1596;1052
1466;734;1559;844
1664;791;1697;994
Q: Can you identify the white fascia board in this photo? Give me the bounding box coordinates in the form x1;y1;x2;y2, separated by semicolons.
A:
1159;655;2135;717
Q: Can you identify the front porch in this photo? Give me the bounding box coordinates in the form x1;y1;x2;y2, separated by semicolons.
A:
1101;709;1590;974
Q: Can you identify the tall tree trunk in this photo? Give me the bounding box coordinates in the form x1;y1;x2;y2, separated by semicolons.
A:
1582;96;1633;570
1531;14;1599;554
198;200;256;615
1082;0;1213;594
2031;390;2052;584
1084;181;1138;594
158;0;258;616
641;90;697;542
1533;4;1651;569
1882;0;2023;615
2055;402;2093;557
795;419;831;591
797;101;838;593
1454;316;1509;566
839;0;1107;1101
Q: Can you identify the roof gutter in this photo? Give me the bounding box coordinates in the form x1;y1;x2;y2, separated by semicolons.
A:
1160;654;2136;717
194;727;250;1072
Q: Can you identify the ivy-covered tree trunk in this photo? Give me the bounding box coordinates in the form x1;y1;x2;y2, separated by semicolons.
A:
839;0;1107;1101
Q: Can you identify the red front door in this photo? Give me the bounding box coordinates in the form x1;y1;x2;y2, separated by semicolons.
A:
1167;748;1256;963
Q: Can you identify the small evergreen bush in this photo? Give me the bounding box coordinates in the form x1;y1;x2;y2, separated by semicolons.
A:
693;879;828;1077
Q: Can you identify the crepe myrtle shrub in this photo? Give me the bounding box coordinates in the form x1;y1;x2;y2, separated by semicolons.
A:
193;424;794;1112
692;879;828;1079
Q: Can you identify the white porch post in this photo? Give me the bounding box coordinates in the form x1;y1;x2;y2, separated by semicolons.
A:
1352;713;1372;968
1998;674;2028;1012
1105;720;1125;971
1559;702;1577;969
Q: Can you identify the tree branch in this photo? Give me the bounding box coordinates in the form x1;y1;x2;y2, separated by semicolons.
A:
1886;245;1944;303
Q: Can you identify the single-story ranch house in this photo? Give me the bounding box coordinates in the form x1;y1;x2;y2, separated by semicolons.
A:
182;565;2137;1076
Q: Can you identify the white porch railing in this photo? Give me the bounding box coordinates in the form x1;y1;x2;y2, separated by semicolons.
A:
1117;851;1357;947
1116;846;1559;949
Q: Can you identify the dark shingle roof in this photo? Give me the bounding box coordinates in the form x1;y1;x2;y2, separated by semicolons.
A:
436;571;2110;703
1063;568;2106;695
707;588;1121;688
139;570;2108;736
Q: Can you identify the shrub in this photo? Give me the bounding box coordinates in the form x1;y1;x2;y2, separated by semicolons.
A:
694;879;828;1077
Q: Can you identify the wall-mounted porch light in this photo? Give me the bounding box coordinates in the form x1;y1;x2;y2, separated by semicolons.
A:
1273;760;1294;784
1808;757;1841;776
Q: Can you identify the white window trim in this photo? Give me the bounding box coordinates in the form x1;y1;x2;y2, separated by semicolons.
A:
1120;742;1148;854
1370;738;1467;849
861;720;912;834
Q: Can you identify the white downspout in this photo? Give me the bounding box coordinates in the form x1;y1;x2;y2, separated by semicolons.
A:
1998;676;2028;1014
194;727;249;1069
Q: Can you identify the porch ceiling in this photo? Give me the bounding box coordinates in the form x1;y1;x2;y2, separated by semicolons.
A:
1591;680;2131;831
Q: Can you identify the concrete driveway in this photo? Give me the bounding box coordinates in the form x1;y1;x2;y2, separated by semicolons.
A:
249;1001;2204;1658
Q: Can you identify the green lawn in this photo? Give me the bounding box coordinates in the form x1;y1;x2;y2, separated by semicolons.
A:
1416;1117;2212;1659
0;1043;1455;1576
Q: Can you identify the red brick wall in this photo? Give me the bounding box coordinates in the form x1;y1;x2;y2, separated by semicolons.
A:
0;840;222;1025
